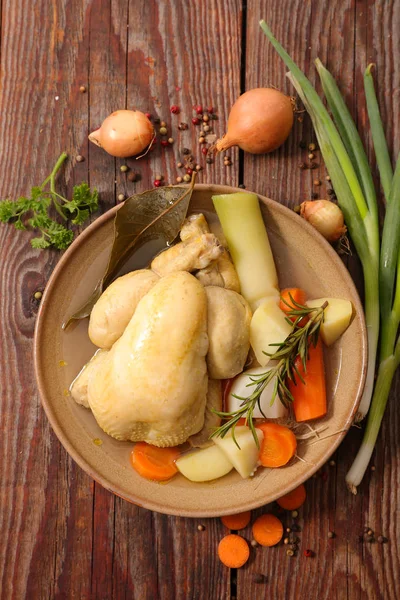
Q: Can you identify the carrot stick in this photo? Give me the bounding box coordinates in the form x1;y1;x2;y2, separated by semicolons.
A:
218;534;250;568
276;483;306;510
252;514;283;547
221;510;252;530
279;288;307;322
255;422;297;467
130;442;180;481
288;338;327;421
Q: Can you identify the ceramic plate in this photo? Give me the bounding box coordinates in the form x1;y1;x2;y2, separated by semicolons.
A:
34;184;367;517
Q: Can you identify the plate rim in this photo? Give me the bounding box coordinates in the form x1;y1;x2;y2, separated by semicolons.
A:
34;183;367;516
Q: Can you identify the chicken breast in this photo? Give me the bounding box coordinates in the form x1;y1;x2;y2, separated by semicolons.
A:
151;233;223;276
205;286;252;379
70;349;108;408
188;379;222;448
88;269;159;349
88;272;209;447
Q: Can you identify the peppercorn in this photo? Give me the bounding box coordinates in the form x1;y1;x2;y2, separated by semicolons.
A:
161;140;169;147
308;143;316;151
211;113;218;120
291;511;298;518
76;155;84;163
176;176;183;183
178;122;188;130
197;524;205;531
250;539;258;547
313;179;321;186
120;165;128;172
308;153;315;160
170;105;180;114
154;180;162;187
168;137;174;144
127;172;138;182
289;544;297;550
176;163;183;170
117;193;125;202
183;174;191;182
286;527;291;533
160;121;167;127
79;85;86;93
202;114;209;122
297;116;304;123
286;549;295;557
206;156;213;164
238;184;246;189
208;106;214;113
377;536;388;544
192;117;200;125
194;105;203;114
371;465;376;471
195;165;202;171
145;112;152;119
154;174;162;181
283;537;289;545
34;291;43;300
199;137;206;144
203;124;210;132
201;147;208;155
182;148;190;155
328;531;335;539
329;460;336;466
253;574;267;584
304;549;313;558
326;175;331;181
159;126;168;136
186;168;193;175
298;162;307;170
310;162;319;169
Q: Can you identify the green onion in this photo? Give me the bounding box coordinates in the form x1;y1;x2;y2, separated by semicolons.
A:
364;64;394;203
259;20;380;422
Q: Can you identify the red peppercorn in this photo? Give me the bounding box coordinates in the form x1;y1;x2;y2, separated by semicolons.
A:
192;117;200;125
194;105;203;114
170;105;180;114
186;168;193;175
304;549;313;558
161;140;169;147
201;147;208;155
207;106;214;113
154;180;162;187
145;112;152;119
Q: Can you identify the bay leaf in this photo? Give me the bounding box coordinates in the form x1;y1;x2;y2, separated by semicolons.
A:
63;178;195;329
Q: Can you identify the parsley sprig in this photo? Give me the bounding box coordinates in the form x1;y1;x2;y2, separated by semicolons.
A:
0;152;98;249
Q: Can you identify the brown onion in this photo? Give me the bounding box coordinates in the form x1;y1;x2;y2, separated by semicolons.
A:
215;88;294;154
300;200;347;242
89;110;154;158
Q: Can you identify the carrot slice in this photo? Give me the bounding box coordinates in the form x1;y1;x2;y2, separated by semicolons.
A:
276;484;306;510
220;510;252;530
252;514;283;547
279;288;307;322
288;338;327;422
130;442;180;481
255;422;297;467
218;534;250;568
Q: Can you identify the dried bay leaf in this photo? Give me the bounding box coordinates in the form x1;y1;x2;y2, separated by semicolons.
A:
63;177;196;328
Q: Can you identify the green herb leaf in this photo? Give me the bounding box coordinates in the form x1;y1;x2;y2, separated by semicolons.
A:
63;177;196;328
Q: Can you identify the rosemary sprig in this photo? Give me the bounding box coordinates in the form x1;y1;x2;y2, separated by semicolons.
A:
211;296;328;448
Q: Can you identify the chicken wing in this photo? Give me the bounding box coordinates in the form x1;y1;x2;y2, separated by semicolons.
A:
151;233;223;276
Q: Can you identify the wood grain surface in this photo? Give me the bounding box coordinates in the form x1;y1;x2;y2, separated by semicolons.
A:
0;1;399;599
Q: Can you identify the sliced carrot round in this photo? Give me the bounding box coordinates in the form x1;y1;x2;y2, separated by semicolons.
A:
276;483;306;510
256;422;297;468
220;510;252;530
218;534;250;568
130;442;180;481
252;514;283;547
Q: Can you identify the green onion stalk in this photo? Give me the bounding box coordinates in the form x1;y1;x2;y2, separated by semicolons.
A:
259;20;380;423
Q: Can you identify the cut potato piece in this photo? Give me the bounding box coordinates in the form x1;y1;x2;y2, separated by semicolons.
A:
250;298;293;367
176;445;233;482
212;193;279;310
228;364;288;419
214;426;263;479
306;297;353;346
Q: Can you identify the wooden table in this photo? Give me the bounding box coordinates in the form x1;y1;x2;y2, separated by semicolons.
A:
1;1;399;598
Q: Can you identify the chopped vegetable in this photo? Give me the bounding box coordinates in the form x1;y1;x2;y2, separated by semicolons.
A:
218;534;250;568
256;422;297;467
276;484;307;510
252;514;284;547
306;297;353;346
214;88;294;155
220;511;252;530
130;442;180;481
89;109;155;158
0;152;98;250
279;288;307;321
250;298;293;366
212;192;279;310
227;365;288;419
299;200;347;242
288;338;327;422
213;426;263;478
175;445;233;482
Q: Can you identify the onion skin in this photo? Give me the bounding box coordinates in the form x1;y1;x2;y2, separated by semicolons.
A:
89;110;155;158
215;88;294;154
300;200;347;242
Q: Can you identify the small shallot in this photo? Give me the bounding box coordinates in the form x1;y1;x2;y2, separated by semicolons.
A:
214;88;294;155
300;200;347;242
89;110;155;158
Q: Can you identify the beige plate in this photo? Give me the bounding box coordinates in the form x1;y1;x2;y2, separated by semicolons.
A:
34;184;367;517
